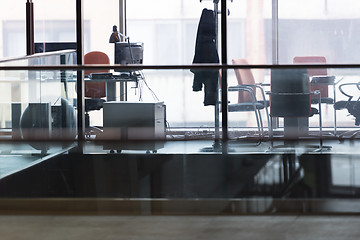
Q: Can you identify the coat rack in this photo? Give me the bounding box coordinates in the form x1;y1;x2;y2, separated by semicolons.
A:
199;0;232;151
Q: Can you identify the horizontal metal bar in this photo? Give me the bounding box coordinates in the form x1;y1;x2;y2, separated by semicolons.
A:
1;63;360;71
0;50;76;64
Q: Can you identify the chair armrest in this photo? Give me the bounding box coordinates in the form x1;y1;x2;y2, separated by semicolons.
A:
334;76;344;85
229;84;268;103
310;75;335;85
228;85;258;104
269;92;312;96
338;82;360;98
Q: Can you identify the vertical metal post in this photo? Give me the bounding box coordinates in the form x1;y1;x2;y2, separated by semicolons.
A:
271;0;279;130
25;0;35;125
119;0;127;39
317;91;323;149
26;0;35;55
214;1;220;149
221;0;228;146
333;83;337;135
119;0;127;101
272;0;279;64
76;0;85;143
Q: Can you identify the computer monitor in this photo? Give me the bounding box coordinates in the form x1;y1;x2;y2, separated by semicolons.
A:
115;42;143;65
34;42;77;65
34;42;77;53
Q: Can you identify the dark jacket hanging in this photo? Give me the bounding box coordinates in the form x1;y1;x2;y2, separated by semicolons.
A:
191;8;219;106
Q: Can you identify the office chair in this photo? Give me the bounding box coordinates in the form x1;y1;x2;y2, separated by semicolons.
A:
293;56;333;105
269;68;324;150
84;51;110;136
227;59;270;138
294;56;342;136
334;82;360;139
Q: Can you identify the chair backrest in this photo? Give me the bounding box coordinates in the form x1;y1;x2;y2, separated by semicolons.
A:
293;56;328;98
232;59;256;103
84;51;110;98
270;68;311;117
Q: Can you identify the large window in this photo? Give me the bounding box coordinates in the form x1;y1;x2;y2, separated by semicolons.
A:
278;0;360;64
1;0;360;129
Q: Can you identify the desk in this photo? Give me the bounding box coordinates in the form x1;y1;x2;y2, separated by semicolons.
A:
60;71;142;101
86;71;142;101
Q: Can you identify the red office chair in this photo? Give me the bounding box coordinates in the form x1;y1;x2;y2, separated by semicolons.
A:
84;51;110;134
232;59;269;106
293;56;333;104
84;51;109;98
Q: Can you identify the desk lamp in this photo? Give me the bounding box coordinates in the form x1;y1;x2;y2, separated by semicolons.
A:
109;25;135;64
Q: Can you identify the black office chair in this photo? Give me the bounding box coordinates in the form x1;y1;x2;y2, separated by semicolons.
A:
293;56;334;105
268;68;324;151
334;82;360;139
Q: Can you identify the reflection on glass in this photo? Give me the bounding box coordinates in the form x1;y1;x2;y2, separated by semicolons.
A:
0;51;77;153
331;156;360;187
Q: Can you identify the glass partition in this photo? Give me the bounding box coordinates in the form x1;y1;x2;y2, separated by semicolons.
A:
0;50;77;177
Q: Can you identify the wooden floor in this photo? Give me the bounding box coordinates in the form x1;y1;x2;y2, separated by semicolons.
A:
0;215;359;240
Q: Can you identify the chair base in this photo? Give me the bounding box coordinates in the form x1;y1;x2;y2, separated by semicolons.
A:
338;130;360;141
199;140;222;152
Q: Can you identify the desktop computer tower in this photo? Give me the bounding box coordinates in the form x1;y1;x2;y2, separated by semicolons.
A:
102;101;165;152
